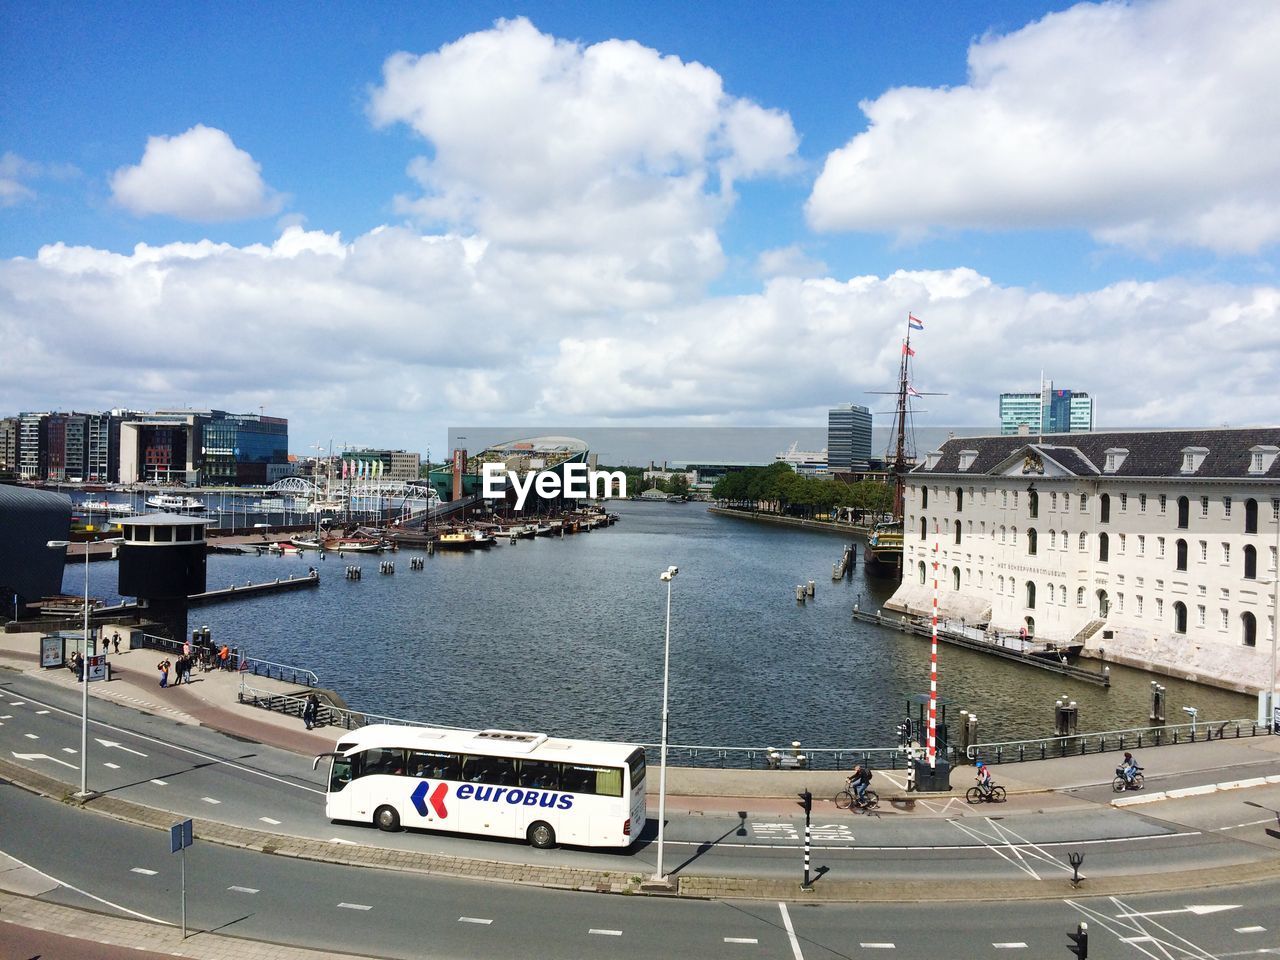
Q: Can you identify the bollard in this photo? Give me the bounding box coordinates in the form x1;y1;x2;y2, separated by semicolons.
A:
832;563;841;580
806;580;815;597
1150;681;1166;724
796;585;806;602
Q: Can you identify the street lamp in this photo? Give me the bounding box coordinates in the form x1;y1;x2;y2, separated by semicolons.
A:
47;535;124;797
652;564;678;883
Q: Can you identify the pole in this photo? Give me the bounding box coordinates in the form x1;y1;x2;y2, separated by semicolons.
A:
1272;507;1279;730
803;815;812;888
929;540;939;769
79;543;90;797
653;567;676;882
181;843;187;940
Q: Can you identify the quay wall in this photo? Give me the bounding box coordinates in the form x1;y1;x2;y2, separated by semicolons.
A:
706;505;870;537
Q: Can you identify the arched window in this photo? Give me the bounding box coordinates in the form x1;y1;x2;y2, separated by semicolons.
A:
998;575;1005;593
1076;586;1085;606
921;486;929;509
1051;492;1058;509
1081;493;1089;511
1173;601;1187;634
1062;529;1069;551
1028;490;1039;518
920;517;928;541
1100;494;1110;523
918;560;926;585
1176;538;1188;571
1177;495;1190;529
1000;525;1006;543
1049;530;1056;550
954;520;962;545
1025;581;1036;608
1059;585;1067;605
1079;531;1088;551
1047;581;1055;604
1242;612;1258;647
1245;544;1257;580
1011;526;1017;544
952;566;961;590
956;487;964;512
1246;498;1258;534
1063;493;1070;510
1096;589;1110;617
1027;528;1038;555
1098;531;1109;562
1024;616;1035;637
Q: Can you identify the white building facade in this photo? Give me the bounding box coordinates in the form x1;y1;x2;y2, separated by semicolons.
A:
887;428;1280;694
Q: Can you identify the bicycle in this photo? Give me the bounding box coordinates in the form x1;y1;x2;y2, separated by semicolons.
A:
965;784;1007;804
834;784;880;811
1112;770;1145;792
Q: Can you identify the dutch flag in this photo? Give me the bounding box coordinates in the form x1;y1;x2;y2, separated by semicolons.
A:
908;313;924;330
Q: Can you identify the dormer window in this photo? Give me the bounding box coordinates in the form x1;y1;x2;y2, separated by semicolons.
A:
925;450;942;469
958;449;978;471
1249;445;1280;475
1181;446;1209;473
1103;447;1129;473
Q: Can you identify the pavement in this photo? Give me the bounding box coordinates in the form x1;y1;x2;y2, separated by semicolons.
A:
3;625;1280;959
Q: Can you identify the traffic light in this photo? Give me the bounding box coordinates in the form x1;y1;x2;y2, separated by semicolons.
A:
1067;921;1088;959
797;789;812;817
896;718;913;745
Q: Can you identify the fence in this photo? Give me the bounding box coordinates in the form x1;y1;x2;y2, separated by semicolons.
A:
236;682;472;734
969;717;1270;764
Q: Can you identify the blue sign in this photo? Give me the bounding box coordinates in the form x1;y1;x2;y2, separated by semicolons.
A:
170;818;193;853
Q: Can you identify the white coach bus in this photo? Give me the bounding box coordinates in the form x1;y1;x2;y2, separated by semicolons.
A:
314;723;647;849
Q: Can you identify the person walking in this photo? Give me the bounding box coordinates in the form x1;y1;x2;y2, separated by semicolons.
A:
303;693;319;730
157;659;170;688
112;632;121;654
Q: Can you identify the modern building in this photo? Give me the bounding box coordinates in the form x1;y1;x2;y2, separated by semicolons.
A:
888;427;1280;695
999;382;1094;435
0;417;19;476
341;449;421;482
18;412;48;480
118;410;288;485
0;484;72;621
828;404;873;472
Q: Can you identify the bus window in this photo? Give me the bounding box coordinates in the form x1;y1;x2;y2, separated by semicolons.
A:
462;755;517;786
626;748;646;790
358;747;406;778
563;764;623;797
329;754;353;793
409;750;462;780
517;759;561;790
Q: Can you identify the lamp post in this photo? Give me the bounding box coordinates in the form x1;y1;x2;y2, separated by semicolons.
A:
652;564;678;883
47;536;123;797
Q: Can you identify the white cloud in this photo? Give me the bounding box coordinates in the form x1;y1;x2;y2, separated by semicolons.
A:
807;0;1280;255
755;245;829;280
1;151;78;206
368;17;798;307
110;125;283;222
3;228;1279;445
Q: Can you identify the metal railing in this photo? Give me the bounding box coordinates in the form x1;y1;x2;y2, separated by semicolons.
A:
237;656;320;687
968;717;1270;764
634;743;927;770
236;683;472;734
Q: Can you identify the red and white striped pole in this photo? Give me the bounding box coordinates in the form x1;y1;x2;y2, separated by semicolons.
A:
929;541;939;769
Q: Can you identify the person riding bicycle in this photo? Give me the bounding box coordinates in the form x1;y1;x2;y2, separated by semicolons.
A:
849;763;873;805
1119;752;1142;785
974;760;994;795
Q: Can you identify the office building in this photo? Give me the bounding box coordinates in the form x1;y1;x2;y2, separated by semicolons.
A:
828;403;873;472
999;382;1094;435
119;410;289;485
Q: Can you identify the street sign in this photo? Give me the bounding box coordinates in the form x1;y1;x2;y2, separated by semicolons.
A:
170;818;193;853
86;654;107;682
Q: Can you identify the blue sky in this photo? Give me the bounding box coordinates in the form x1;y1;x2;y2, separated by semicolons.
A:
3;1;1278;455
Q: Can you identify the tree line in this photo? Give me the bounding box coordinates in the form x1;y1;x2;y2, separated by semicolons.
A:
710;462;893;521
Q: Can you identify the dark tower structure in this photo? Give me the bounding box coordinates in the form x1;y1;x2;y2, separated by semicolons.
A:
116;513;207;641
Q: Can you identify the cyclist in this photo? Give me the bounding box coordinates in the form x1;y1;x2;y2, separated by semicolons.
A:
974;760;994;796
848;763;873;806
1119;752;1142;786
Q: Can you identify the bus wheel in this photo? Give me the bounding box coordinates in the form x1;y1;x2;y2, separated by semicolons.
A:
527;821;556;849
374;805;401;832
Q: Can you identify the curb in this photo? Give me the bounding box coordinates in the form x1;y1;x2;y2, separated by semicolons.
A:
1111;773;1280;807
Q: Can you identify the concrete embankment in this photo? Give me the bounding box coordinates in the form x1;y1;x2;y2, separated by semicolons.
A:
706;505;870;536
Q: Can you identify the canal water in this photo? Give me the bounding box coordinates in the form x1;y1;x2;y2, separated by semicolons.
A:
68;500;1255;751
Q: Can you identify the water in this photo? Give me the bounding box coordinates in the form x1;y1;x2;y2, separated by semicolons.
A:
67;501;1255;748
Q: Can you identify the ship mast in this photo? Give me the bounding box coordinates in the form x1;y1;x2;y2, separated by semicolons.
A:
891;318;913;519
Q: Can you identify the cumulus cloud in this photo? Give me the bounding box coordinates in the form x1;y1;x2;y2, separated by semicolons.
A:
110;125;283;221
368;17;799;306
3;228;1278;444
1;152;79;206
755;245;829;280
807;0;1280;255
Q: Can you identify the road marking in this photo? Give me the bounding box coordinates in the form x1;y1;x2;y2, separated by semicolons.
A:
23;733;38;739
1115;904;1239;918
259;816;281;825
131;868;158;876
1120;936;1155;944
12;751;78;770
0;715;12;719
36;710;49;715
150;779;167;786
0;848;170;925
338;902;372;911
103;762;120;769
61;747;76;754
589;929;622;936
329;837;358;845
228;885;260;894
779;903;805;960
95;738;148;757
725;937;759;944
859;944;895;949
1234;926;1266;933
458;917;493;925
992;944;1027;949
201;797;221;804
10;701;25;706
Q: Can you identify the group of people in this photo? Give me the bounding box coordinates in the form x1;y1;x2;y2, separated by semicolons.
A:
844;753;1140;801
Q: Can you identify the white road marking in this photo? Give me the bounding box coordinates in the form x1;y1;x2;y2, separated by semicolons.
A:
458;917;493;925
1115;904;1239;919
259;816;281;825
859;944;896;949
150;778;167;786
1235;926;1266;933
779;903;805;960
724;937;759;944
130;868;158;876
201;796;221;804
95;738;148;757
36;710;49;715
11;751;77;770
0;848;170;925
103;762;120;769
0;714;12;718
61;748;76;754
1068;896;1221;960
338;902;372;910
10;702;25;706
589;929;622;936
23;733;38;739
228;885;260;894
993;944;1027;949
329;838;358;845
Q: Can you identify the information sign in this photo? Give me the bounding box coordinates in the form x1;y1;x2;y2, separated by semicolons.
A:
40;635;64;668
86;654;108;682
170;818;193;853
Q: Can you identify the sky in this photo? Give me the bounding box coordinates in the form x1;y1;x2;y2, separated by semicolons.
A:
2;0;1279;459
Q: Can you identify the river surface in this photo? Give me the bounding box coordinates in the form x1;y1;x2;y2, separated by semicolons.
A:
67;500;1255;752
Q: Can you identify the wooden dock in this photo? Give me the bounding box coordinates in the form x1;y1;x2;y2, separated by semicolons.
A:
851;607;1111;686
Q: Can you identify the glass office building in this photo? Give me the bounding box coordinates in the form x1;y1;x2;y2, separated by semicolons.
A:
999;382;1094;435
828;403;874;472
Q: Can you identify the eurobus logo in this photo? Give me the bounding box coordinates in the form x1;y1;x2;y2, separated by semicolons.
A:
411;779;577;816
481;463;627;510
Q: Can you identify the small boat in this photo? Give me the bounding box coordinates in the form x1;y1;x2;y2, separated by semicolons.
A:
290;537;325;551
146;494;207;512
323;535;385;553
436;530;495;550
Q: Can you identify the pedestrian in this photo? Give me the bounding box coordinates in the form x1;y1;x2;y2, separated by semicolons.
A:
158;659;170;688
218;644;230;670
303;693;319;730
112;631;121;654
177;655;192;684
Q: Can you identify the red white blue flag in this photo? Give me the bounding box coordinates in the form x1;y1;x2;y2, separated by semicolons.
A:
909;313;924;330
902;342;916;357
